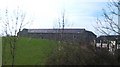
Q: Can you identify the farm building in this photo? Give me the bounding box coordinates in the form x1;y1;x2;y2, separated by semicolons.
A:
96;35;120;52
17;28;96;45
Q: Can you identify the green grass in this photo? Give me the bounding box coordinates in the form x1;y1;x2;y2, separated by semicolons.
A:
2;37;58;65
0;37;2;66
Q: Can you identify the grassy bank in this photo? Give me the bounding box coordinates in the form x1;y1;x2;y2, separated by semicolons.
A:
2;37;58;65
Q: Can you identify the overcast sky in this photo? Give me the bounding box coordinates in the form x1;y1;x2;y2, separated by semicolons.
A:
0;0;114;35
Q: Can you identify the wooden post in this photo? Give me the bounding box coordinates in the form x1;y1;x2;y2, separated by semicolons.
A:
107;40;109;50
115;39;118;51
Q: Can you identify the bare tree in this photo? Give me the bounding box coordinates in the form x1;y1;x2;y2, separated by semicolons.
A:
95;0;120;35
94;0;120;52
0;7;32;66
61;10;65;41
53;10;66;42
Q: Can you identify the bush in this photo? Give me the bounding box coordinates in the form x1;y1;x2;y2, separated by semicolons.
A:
114;49;120;64
94;48;118;65
45;43;96;65
45;41;119;65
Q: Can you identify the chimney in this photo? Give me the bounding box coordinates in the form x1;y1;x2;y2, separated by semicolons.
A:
118;1;120;34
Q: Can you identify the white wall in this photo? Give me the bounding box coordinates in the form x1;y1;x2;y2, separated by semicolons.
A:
96;43;101;47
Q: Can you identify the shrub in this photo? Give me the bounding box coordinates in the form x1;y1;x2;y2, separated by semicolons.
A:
94;48;117;65
45;43;96;65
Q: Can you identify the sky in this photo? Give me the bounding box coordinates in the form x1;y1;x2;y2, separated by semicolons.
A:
0;0;115;36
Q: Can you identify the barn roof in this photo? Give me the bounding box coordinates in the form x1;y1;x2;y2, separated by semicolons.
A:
27;29;86;34
96;35;120;42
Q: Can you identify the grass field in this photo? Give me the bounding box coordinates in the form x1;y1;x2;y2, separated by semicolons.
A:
0;37;2;66
2;37;58;65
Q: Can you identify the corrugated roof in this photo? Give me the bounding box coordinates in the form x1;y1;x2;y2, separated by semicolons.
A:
97;35;120;41
27;29;85;33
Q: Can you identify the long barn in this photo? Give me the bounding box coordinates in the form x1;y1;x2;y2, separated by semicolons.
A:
17;28;96;45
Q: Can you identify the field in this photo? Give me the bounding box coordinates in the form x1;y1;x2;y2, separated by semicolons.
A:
2;37;58;65
0;37;2;66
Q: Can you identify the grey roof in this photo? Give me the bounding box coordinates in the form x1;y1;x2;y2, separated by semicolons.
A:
96;35;120;42
27;29;86;33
